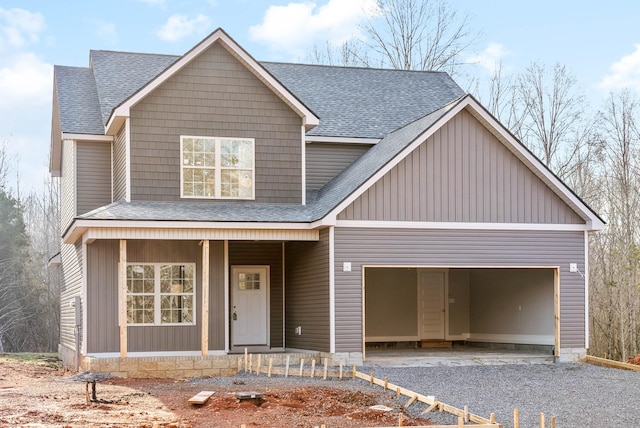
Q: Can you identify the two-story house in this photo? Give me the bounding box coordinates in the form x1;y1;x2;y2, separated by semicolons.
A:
50;28;604;376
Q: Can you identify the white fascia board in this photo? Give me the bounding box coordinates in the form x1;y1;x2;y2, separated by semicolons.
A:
305;136;381;145
62;133;113;142
463;97;605;231
106;29;318;133
335;220;592;232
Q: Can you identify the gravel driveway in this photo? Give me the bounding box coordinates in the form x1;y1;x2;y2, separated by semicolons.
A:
361;363;638;427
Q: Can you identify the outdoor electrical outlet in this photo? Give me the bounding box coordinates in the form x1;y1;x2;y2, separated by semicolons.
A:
569;263;578;272
295;326;302;335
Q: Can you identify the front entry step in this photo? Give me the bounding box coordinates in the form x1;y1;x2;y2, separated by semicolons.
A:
421;340;452;349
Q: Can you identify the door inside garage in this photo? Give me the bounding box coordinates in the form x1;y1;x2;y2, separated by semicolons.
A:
364;267;558;353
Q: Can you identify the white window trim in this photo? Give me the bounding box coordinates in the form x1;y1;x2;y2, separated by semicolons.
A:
180;135;255;200
126;262;197;327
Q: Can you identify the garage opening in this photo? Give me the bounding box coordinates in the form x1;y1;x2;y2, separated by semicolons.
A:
364;267;558;359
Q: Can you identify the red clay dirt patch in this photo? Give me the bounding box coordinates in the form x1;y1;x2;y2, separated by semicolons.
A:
627;354;640;366
0;357;433;427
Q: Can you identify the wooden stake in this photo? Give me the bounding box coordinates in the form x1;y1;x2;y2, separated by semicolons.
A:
268;358;273;377
384;376;388;390
352;364;356;379
256;354;261;376
540;412;545;428
237;357;242;372
249;354;253;373
339;362;343;379
285;355;290;378
369;371;374;386
514;409;520;428
457;416;464;427
311;359;316;378
244;348;248;372
490;413;495;423
323;358;328;380
398;412;403;426
404;395;417;409
550;415;556;428
464;405;469;422
396;386;401;398
299;359;304;377
422;399;438;415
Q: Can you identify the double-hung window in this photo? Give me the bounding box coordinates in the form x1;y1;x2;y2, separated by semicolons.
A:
126;263;195;326
181;136;255;199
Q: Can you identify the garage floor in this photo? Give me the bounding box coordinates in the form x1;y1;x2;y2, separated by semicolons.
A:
363;344;554;367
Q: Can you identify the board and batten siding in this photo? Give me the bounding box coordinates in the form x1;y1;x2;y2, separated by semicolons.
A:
60;241;83;352
228;242;284;348
333;228;586;352
112;123;127;201
60;139;76;232
86;240;225;353
284;228;331;352
129;42;302;203
306;143;371;191
338;110;584;224
76;141;112;215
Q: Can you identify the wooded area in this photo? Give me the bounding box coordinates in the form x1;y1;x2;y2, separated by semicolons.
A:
0;0;637;362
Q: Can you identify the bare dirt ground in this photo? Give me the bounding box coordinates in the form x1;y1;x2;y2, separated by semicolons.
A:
0;356;433;427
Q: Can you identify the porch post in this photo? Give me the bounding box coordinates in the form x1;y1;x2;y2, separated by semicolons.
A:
119;239;127;358
201;240;210;356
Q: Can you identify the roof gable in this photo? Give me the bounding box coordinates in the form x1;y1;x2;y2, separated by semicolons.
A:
105;28;319;134
322;95;605;231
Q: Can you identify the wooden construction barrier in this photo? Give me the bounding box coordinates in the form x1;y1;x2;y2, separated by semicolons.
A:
585;355;640;371
239;353;559;427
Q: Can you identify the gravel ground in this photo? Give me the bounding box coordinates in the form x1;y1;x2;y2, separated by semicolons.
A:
360;363;640;427
190;362;639;427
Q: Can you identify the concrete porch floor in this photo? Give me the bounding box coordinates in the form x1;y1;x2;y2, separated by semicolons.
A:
363;344;555;367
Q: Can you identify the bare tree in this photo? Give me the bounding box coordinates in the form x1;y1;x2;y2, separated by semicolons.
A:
362;0;475;73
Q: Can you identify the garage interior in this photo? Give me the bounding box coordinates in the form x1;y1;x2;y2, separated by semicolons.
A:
364;267;557;364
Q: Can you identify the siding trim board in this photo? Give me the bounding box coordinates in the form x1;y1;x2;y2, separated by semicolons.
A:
336;220;591;231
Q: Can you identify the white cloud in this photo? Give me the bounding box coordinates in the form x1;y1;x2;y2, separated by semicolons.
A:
155;13;211;42
467;43;509;74
0;52;53;193
0;53;52;108
0;7;46;50
599;45;640;92
249;0;380;57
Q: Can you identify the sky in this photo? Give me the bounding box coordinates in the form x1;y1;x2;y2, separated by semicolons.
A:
1;0;640;194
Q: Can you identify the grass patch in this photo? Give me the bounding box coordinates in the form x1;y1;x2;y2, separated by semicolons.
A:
0;353;61;368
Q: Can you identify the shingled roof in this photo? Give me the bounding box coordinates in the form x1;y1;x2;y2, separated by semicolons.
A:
53;48;464;138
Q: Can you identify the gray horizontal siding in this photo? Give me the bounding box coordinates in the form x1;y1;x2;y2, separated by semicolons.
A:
339;110;584;224
77;141;112;215
61;140;76;232
60;241;83;352
229;242;284;348
130;42;302;203
333;228;585;352
113;123;127;201
284;228;330;351
306;143;371;190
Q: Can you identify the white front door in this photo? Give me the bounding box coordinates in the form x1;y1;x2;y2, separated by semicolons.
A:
418;270;446;340
231;266;269;346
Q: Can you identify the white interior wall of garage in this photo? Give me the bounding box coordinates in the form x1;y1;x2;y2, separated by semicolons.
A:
365;268;555;345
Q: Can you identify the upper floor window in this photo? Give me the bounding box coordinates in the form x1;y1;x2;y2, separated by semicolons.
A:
181;136;255;199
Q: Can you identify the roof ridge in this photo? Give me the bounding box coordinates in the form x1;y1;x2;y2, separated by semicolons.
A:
260;60;454;74
90;49;179;57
